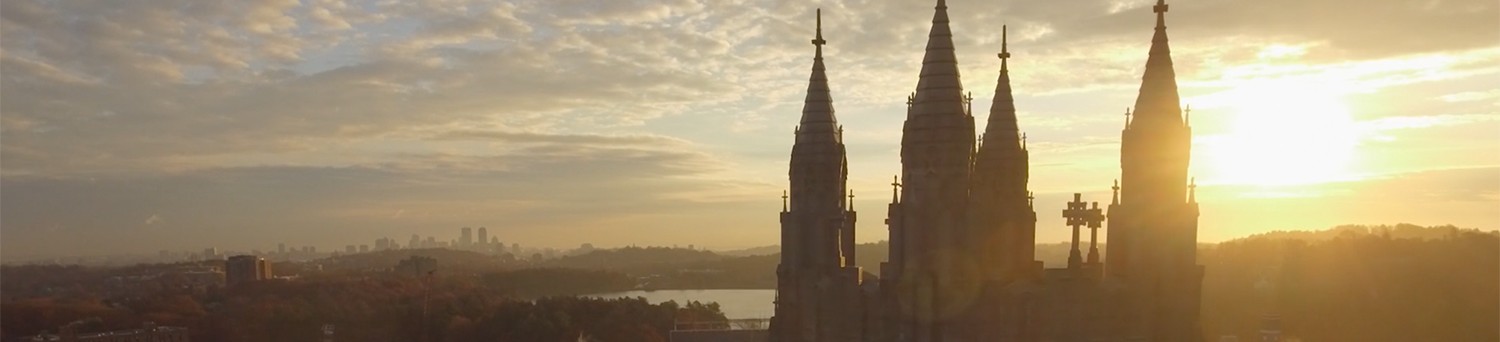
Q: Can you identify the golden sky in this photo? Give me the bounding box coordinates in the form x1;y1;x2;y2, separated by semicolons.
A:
1;0;1496;259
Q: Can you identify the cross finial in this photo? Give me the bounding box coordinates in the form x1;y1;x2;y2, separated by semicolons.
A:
1124;107;1132;128
846;189;854;209
781;190;789;212
964;91;974;114
1111;179;1121;205
1184;104;1192;126
1188;177;1198;203
998;25;1011;72
1021;132;1028;150
1153;0;1169;29
1027;191;1035;207
890;175;902;203
812;9;826;47
906;92;916;107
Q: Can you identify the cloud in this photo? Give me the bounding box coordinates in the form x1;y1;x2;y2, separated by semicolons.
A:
1;0;1494;258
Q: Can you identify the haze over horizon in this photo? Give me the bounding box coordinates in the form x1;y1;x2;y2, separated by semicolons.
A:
2;0;1497;260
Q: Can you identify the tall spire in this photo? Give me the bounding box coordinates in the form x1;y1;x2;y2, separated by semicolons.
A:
798;8;838;142
1132;0;1183;126
911;0;966;117
980;24;1020;152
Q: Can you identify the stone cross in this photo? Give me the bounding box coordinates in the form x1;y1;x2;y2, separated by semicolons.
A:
1062;193;1086;268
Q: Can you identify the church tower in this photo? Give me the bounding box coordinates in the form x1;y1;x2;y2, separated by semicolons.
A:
1108;0;1204;340
887;0;977;340
969;25;1037;284
771;9;864;342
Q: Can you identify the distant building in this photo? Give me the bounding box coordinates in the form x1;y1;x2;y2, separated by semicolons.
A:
460;227;473;247
226;255;271;285
395;255;437;276
477;227;488;248
346;245;357;254
26;322;189;342
359;244;369;253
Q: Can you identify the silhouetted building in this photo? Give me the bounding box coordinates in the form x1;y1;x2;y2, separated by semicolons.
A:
771;1;1204;341
460;227;473;247
225;255;271;285
768;9;866;342
477;227;489;248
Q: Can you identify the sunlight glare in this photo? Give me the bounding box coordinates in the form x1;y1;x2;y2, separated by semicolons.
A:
1204;81;1360;186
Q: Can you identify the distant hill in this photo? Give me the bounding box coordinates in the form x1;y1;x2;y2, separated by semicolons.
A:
1200;224;1497;341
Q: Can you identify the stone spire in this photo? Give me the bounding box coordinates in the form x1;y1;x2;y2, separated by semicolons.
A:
911;0;967;118
1131;0;1184;127
980;25;1021;154
798;8;838;144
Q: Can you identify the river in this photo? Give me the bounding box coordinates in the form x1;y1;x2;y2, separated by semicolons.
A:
585;289;775;319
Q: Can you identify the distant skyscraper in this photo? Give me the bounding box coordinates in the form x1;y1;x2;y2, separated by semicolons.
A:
346;245;356;254
226;255;271;285
477;227;488;248
203;247;219;260
410;234;421;249
460;227;473;247
359;245;369;253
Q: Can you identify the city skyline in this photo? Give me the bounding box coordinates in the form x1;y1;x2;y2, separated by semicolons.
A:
3;0;1497;260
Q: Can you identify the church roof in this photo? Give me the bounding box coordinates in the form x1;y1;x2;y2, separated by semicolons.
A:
910;0;967;118
1129;0;1184;127
798;9;840;143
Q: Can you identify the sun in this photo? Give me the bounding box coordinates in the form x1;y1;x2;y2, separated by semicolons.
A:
1200;81;1360;186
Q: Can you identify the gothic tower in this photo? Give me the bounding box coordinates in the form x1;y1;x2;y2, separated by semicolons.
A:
887;0;977;340
969;25;1036;284
1107;0;1204;340
771;9;864;342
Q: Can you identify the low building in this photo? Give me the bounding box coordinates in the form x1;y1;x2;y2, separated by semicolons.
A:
225;255;271;285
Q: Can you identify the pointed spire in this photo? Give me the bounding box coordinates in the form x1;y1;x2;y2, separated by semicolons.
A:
980;24;1020;154
1132;0;1183;127
797;8;837;143
911;0;966;117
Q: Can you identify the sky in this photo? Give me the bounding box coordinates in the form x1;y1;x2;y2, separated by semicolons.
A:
1;0;1496;260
